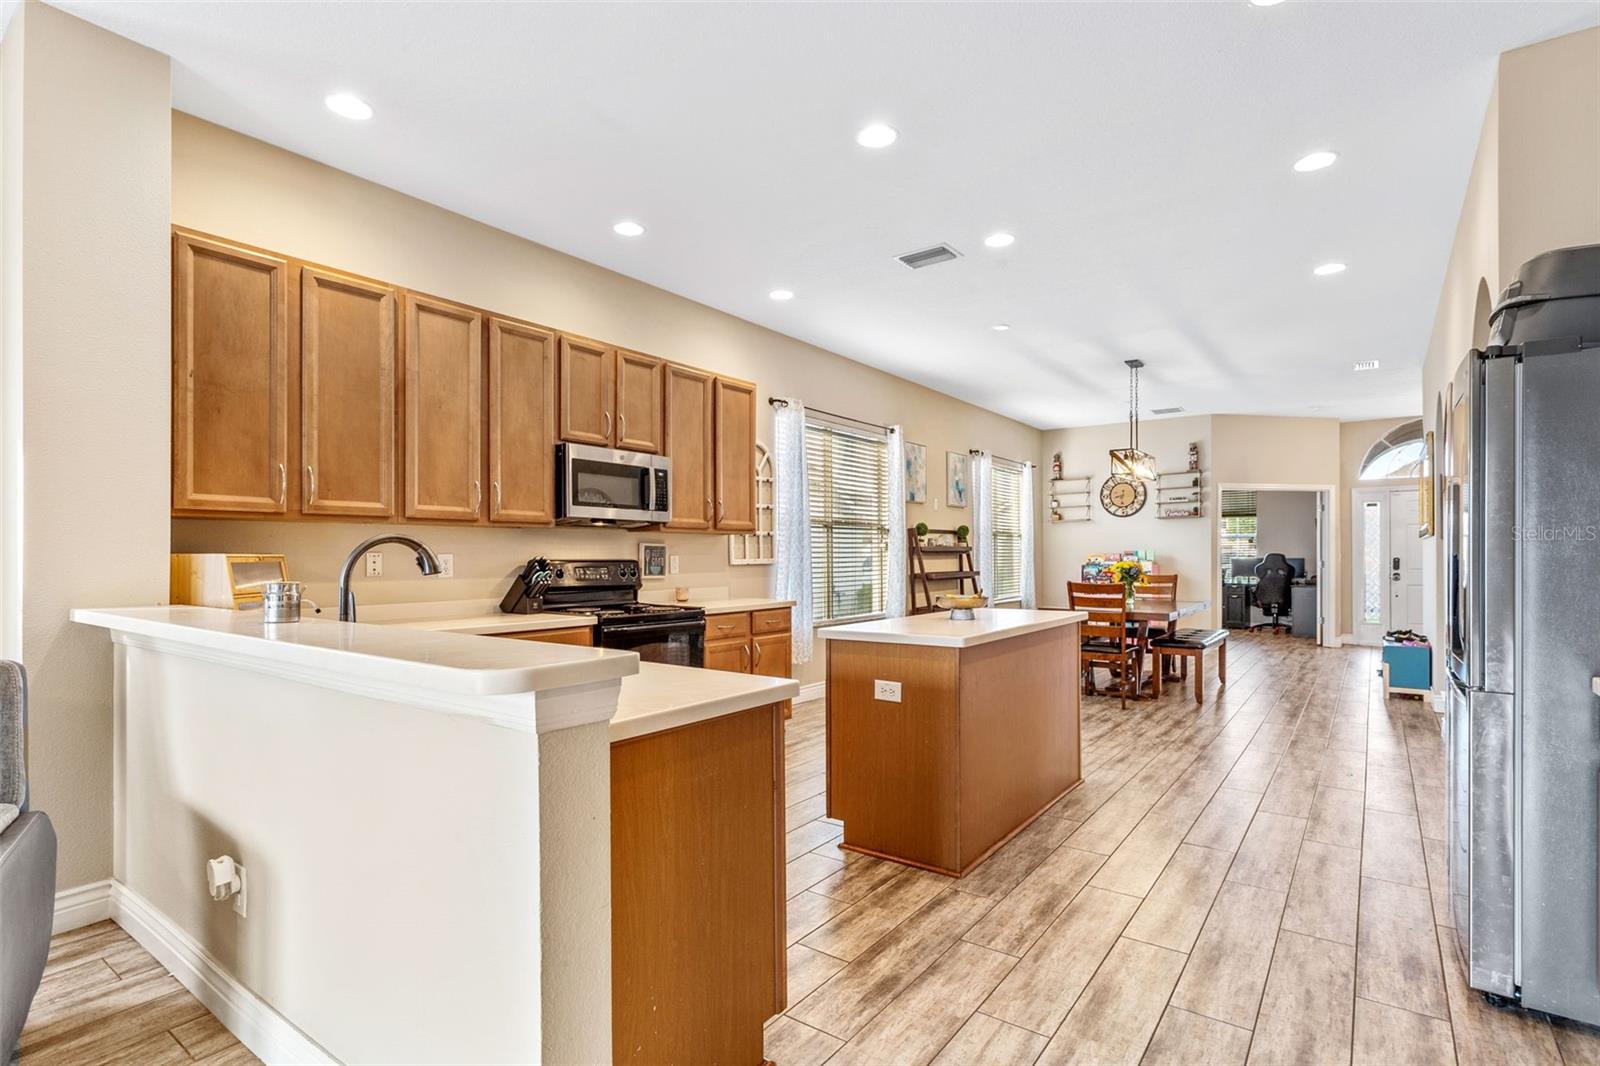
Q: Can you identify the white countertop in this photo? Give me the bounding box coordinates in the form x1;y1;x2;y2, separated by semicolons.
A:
358;599;593;636
816;608;1087;649
637;594;795;616
71;606;633;697
611;663;799;743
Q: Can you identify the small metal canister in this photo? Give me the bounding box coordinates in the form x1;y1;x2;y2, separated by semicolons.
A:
257;581;312;623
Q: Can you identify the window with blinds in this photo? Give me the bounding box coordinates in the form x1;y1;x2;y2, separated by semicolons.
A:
806;417;889;623
990;458;1025;603
1219;489;1259;565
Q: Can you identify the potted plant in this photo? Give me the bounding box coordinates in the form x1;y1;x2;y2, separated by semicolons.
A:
1106;559;1145;603
914;521;929;545
955;524;970;545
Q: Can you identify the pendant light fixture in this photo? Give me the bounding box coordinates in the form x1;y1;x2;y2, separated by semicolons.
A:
1109;359;1158;481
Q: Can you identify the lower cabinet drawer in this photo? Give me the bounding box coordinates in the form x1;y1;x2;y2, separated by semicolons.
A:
752;608;791;635
500;628;594;646
707;612;752;641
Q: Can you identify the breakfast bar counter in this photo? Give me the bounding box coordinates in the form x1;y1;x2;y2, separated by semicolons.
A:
818;608;1086;877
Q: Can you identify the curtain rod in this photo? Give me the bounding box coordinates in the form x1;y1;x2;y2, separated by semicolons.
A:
767;397;890;434
969;448;1033;469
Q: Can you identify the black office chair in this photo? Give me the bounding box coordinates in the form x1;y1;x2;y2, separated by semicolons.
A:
1251;553;1292;633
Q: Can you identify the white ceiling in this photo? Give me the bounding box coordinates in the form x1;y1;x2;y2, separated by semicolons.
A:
57;0;1599;429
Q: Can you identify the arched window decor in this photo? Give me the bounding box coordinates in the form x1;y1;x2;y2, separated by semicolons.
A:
1360;418;1425;480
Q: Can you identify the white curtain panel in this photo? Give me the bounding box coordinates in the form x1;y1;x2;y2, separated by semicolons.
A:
1021;461;1038;608
771;398;814;665
970;451;994;600
885;426;908;618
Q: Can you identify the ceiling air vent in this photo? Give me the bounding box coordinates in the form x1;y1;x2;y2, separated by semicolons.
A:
896;243;962;270
1151;406;1185;415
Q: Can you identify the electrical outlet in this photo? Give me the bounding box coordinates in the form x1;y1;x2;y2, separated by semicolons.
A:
365;551;383;577
232;864;248;917
438;553;455;578
873;680;903;703
669;555;680;575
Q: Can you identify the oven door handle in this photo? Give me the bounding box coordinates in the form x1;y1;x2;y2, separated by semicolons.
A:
599;620;706;638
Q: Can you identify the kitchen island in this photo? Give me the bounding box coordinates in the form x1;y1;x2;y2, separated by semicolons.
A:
70;606;796;1066
818;609;1086;877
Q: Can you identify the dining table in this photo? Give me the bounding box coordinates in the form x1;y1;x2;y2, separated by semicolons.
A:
1122;599;1210;695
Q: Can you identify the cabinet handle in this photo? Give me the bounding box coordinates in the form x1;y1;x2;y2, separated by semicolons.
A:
494;481;502;515
718;500;725;524
618;413;627;441
705;496;712;524
306;465;317;505
753;640;762;669
603;411;612;440
473;480;482;513
741;643;750;671
278;463;286;505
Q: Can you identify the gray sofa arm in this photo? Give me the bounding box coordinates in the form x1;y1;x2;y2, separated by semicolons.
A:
0;811;57;1061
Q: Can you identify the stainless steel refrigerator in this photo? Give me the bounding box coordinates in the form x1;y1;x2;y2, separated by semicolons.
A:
1446;244;1600;1022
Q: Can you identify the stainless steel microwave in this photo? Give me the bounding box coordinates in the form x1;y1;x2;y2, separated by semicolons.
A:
555;442;671;527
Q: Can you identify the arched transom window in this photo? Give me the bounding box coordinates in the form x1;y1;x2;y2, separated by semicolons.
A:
1360;418;1425;480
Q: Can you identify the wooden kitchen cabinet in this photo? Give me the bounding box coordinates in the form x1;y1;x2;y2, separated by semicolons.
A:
614;348;664;454
488;316;558;525
752;632;791;680
557;334;614;446
705;637;750;673
499;627;592;647
300;267;397;518
663;363;715;530
713;376;758;532
611;702;785;1065
172;232;290;514
403;294;484;522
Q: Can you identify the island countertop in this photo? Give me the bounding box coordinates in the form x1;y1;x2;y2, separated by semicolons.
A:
817;608;1087;649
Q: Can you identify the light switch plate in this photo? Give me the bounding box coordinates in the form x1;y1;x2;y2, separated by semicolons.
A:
874;680;902;703
669;555;680;575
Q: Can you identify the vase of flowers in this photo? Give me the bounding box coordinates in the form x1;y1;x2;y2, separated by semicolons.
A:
1106;559;1145;603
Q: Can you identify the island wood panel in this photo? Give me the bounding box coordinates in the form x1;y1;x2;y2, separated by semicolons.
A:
172;232;290;513
300;267;396;517
956;624;1081;871
663;362;715;530
826;640;963;872
487;316;558;524
497;627;592;646
402;294;483;521
611;702;785;1065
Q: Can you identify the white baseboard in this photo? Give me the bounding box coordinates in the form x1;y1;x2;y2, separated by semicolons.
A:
53;879;114;934
56;880;335;1065
796;681;824;704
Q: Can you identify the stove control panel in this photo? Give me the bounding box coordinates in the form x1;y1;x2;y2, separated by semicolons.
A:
548;560;639;587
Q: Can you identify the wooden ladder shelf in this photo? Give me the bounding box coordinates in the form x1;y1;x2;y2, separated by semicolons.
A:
908;529;982;615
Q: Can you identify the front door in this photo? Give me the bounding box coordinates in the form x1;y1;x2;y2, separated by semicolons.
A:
1388;488;1423;633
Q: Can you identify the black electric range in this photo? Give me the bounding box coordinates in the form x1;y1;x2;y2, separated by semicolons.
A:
501;558;705;667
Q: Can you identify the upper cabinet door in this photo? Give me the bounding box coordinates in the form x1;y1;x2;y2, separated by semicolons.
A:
614;348;664;453
300;268;397;518
663;363;714;530
172;232;289;513
558;335;614;446
488;316;558;525
403;294;484;522
713;376;757;532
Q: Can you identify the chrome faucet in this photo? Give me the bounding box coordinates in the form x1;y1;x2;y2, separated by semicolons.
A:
337;535;442;622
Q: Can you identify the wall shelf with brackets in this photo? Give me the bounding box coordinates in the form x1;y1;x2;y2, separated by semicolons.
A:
1048;475;1094;524
1154;468;1205;519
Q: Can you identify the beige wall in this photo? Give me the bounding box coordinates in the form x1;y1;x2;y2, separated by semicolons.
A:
1419;27;1599;693
1039;415;1217;622
1337;417;1414;638
169;113;1043;686
1255;492;1319;575
0;2;171;890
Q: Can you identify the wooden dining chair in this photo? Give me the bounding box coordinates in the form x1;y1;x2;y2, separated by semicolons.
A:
1068;582;1141;708
1133;574;1179;640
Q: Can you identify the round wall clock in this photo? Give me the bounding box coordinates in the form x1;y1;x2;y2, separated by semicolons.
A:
1100;475;1147;517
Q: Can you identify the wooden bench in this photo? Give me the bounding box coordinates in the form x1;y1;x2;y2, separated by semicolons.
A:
1150;628;1227;704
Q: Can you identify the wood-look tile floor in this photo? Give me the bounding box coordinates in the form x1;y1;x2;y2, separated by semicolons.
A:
769;631;1600;1066
20;921;260;1065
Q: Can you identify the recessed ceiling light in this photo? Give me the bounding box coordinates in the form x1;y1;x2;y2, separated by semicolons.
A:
612;220;645;237
1293;150;1338;173
855;123;898;149
992;323;1010;332
769;289;794;301
324;92;373;121
983;232;1015;249
1353;360;1380;372
1313;262;1347;276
